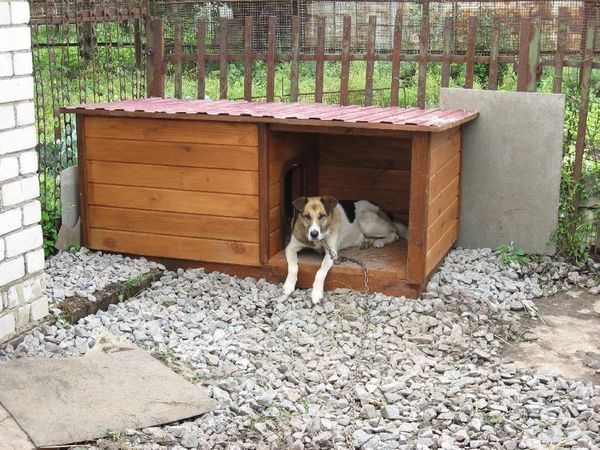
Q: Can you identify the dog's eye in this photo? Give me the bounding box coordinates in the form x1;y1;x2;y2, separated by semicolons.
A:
318;213;326;220
303;213;310;220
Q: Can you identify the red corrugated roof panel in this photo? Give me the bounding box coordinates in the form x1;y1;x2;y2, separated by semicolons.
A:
62;98;478;132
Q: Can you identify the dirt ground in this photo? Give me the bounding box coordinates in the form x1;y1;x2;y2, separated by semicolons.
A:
504;290;600;384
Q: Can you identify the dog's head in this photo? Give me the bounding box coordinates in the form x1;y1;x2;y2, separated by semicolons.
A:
292;196;338;242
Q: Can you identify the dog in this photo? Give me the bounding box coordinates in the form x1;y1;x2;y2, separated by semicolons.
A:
282;196;408;304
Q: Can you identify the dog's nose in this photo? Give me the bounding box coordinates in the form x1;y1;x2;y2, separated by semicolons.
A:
310;230;319;239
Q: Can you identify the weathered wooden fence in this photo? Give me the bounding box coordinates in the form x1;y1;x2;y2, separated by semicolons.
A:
146;11;598;212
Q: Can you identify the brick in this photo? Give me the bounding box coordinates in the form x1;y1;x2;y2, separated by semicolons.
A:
13;51;32;76
19;149;37;174
0;125;36;155
16;303;30;328
0;174;39;206
0;76;34;104
10;1;30;25
0;156;19;181
0;3;10;26
5;225;42;258
0;53;12;77
0;256;24;286
15;101;34;126
6;284;20;308
30;295;48;321
0;26;30;52
0;207;21;235
0;313;16;341
25;248;44;273
0;105;15;130
22;199;41;225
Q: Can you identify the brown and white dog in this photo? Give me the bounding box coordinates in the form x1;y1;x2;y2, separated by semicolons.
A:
283;196;408;304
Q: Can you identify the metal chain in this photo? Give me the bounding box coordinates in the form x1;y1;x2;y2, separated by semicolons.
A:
321;240;369;295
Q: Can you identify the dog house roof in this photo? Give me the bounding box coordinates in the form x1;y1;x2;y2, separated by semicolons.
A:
63;98;478;132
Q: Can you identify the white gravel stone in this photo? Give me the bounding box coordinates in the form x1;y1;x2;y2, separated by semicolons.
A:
1;247;598;448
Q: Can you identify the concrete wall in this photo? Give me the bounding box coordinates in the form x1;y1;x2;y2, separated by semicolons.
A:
0;0;48;342
440;88;565;254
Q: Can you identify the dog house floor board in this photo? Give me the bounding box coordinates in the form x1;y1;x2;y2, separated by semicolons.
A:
268;241;418;297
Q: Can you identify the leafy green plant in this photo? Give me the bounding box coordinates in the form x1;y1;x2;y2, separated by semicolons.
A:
497;242;530;265
40;171;61;257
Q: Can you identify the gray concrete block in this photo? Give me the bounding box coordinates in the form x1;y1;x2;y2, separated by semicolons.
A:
440;88;565;254
60;165;79;228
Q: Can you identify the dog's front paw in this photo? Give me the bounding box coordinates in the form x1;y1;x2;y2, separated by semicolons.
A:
283;279;296;297
311;288;323;305
373;238;386;248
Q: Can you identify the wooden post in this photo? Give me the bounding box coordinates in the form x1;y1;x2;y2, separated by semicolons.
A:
465;16;477;89
244;16;253;101
488;16;500;90
174;21;183;99
417;0;429;108
441;16;452;88
553;12;568;94
340;15;351;106
407;132;430;285
517;17;541;92
197;20;206;99
315;16;325;103
266;16;276;102
390;11;403;106
290;15;300;102
572;25;597;219
146;18;164;98
219;18;229;99
365;15;376;106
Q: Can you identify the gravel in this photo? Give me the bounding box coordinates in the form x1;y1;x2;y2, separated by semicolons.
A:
44;248;163;304
2;247;599;449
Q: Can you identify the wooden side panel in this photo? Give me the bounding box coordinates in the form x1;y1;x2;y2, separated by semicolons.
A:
82;118;261;267
268;131;318;256
425;127;461;275
84;117;258;146
86;161;258;195
85;138;258;171
89;229;259;266
89;206;259;243
318;134;412;218
87;184;259;218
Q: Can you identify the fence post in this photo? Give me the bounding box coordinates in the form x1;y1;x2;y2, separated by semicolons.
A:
244;16;253;101
417;0;430;108
146;18;165;98
290;15;300;102
572;24;597;222
517;17;541;92
174;21;183;99
340;15;351;106
219;18;229;100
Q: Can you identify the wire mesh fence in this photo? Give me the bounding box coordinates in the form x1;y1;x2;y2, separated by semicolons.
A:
31;0;600;256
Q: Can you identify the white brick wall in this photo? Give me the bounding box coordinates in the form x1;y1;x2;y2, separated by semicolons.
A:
0;0;48;342
0;156;19;181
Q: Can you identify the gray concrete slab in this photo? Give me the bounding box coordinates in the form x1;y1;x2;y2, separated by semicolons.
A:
0;334;214;448
440;88;565;254
0;405;35;450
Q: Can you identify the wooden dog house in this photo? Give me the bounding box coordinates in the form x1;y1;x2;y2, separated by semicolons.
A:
63;99;477;298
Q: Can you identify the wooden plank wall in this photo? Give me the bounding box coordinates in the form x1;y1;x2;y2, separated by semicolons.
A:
267;131;318;256
425;127;461;275
318;134;412;223
83;116;261;266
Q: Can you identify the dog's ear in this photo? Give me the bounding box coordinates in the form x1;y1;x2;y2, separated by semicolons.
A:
321;196;338;215
292;196;308;213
